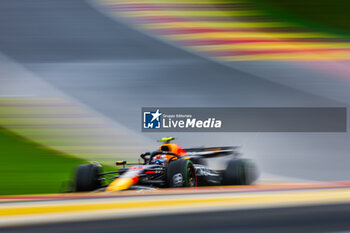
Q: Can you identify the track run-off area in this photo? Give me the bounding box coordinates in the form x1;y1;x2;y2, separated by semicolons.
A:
1;182;350;228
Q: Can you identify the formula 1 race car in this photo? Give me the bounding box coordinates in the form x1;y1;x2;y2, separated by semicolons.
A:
74;137;258;192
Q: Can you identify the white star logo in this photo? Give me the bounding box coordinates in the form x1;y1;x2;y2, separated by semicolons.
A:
151;109;162;122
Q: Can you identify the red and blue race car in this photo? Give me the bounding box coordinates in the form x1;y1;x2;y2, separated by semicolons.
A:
74;137;258;192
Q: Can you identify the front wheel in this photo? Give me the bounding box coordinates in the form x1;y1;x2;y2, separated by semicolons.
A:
167;159;197;188
75;164;102;192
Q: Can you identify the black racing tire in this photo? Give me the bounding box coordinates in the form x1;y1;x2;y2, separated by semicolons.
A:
167;159;197;188
222;159;258;185
75;164;102;192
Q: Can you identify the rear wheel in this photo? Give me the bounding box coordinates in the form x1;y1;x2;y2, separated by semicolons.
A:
167;159;197;188
75;164;102;192
222;159;258;185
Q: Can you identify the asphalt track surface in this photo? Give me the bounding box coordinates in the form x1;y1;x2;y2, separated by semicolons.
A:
2;204;350;233
1;184;350;232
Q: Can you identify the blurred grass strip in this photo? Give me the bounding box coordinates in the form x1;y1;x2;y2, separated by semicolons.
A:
119;10;262;17
248;0;350;37
0;128;83;195
0;96;149;195
100;0;350;61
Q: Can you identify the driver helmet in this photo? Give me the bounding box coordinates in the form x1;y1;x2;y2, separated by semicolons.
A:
153;154;167;164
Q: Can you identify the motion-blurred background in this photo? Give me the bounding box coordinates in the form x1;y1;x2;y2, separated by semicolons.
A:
1;0;350;195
